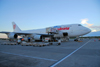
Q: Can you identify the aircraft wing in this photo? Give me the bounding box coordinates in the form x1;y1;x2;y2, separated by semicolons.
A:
14;32;32;35
37;33;54;36
15;33;54;36
0;31;32;35
0;31;11;34
0;31;53;36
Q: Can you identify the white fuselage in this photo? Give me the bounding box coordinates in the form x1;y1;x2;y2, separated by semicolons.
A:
16;24;91;37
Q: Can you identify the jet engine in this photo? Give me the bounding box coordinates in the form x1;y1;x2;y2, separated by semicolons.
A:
33;35;42;40
8;33;18;39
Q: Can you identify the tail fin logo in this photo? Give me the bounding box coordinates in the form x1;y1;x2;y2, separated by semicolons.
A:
13;24;16;29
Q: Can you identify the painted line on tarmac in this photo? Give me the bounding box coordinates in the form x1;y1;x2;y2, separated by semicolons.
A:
50;40;91;67
0;51;57;61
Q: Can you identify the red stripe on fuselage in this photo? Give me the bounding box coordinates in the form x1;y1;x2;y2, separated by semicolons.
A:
57;27;69;30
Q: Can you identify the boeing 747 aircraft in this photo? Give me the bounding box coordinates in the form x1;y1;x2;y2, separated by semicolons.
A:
0;22;91;41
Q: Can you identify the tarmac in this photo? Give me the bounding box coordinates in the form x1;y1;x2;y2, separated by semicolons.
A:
0;38;100;67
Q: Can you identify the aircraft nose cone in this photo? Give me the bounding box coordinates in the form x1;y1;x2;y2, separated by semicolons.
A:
88;28;91;33
84;28;91;34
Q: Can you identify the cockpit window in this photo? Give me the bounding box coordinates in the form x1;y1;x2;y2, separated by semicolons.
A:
78;24;82;26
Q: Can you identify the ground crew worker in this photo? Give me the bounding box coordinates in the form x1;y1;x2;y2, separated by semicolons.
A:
22;38;24;41
58;39;61;45
28;37;30;42
99;38;100;41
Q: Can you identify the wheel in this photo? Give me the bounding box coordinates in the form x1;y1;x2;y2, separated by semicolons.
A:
74;39;78;41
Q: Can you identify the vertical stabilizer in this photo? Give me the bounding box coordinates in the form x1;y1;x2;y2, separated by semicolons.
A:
12;22;21;32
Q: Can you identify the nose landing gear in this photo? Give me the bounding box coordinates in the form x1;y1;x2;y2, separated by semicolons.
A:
74;39;79;41
74;37;80;41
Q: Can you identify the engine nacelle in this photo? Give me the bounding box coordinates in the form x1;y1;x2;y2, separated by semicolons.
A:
8;33;18;39
33;35;42;40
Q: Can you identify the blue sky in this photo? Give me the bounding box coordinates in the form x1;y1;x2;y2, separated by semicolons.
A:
0;0;100;38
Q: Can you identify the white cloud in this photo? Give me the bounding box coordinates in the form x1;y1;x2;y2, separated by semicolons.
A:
81;19;93;27
81;18;100;32
89;26;100;28
92;30;97;32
